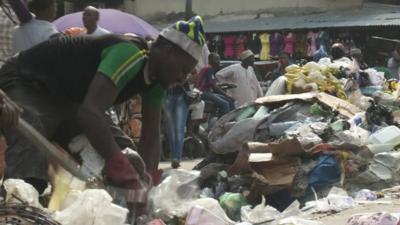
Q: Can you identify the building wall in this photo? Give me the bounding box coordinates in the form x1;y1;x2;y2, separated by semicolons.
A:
123;0;364;21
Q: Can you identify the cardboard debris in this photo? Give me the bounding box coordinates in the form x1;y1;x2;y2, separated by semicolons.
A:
256;92;363;118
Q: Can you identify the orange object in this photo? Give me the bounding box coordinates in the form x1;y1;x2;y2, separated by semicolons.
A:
64;27;86;36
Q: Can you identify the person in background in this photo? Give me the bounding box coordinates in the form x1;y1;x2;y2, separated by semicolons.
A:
265;52;292;83
196;53;234;120
216;50;263;107
163;85;189;169
82;5;110;36
0;1;17;67
312;45;328;62
388;44;400;80
11;0;59;53
331;43;346;60
350;48;368;70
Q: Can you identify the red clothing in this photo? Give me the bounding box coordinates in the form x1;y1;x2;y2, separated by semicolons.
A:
195;65;216;92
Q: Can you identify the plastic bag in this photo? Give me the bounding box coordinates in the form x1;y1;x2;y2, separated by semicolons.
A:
150;169;201;218
190;198;234;224
4;179;42;208
307;187;354;213
219;193;247;221
53;189;128;225
347;213;399;225
241;197;280;224
354;189;377;201
186;206;232;225
277;217;325;225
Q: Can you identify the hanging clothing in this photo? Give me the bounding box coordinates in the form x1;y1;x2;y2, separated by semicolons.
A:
316;31;330;51
235;35;248;59
212;35;224;57
248;33;261;55
295;32;307;58
269;32;284;57
259;33;270;61
223;35;235;59
307;31;318;57
283;32;295;56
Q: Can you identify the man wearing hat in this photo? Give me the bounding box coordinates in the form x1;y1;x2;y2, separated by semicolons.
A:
0;16;205;193
216;49;263;107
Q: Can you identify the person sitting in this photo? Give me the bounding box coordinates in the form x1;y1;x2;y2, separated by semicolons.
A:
196;53;234;119
216;50;263;108
265;51;292;84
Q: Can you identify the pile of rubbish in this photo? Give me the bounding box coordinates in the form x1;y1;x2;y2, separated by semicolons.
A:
141;92;400;225
4;57;400;225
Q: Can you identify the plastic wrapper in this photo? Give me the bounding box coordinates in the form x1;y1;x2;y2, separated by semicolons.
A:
53;189;128;225
305;187;353;213
190;198;234;224
277;217;325;225
354;189;377;201
346;213;399;225
219;193;247;221
241;197;280;224
149;170;201;218
4;179;42;208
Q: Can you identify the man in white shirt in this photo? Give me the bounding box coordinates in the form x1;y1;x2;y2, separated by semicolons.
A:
82;6;110;36
216;50;263;107
12;0;59;53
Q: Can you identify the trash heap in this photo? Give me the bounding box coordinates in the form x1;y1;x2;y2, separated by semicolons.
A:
144;92;400;225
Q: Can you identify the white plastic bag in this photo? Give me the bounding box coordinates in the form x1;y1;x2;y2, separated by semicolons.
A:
4;179;42;208
53;189;128;225
150;169;201;218
241;197;280;224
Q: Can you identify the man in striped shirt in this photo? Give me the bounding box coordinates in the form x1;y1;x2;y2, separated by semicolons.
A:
0;16;205;196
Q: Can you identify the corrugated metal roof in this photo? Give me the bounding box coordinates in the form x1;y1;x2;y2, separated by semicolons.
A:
203;3;400;33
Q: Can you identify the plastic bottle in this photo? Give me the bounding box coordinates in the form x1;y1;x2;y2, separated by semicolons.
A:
347;112;366;127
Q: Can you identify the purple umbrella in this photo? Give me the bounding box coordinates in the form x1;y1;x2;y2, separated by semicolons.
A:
53;9;159;38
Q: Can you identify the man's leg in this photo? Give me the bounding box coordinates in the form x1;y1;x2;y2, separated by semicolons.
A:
2;85;68;194
202;92;230;116
172;94;189;162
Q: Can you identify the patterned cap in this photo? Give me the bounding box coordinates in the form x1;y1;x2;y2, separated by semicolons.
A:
160;16;206;61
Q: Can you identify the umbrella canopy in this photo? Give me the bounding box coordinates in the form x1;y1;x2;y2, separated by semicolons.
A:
53;8;159;38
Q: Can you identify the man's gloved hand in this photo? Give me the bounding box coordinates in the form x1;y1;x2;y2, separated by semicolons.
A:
104;150;146;190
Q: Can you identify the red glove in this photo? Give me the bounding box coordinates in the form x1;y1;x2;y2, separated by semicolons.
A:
147;169;163;186
105;151;145;190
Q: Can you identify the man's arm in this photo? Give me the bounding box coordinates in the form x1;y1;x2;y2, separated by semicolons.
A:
216;66;235;82
138;104;161;171
6;0;32;24
76;73;119;158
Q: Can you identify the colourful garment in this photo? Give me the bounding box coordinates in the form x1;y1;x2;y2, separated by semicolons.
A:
307;31;318;57
316;31;330;51
249;33;261;55
195;65;216;92
259;33;270;60
235;35;248;59
223;35;235;59
269;32;284;57
295;32;307;58
284;32;295;56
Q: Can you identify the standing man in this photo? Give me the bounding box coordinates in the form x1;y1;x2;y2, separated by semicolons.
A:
82;5;110;36
216;50;263;107
0;16;205;193
12;0;59;52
